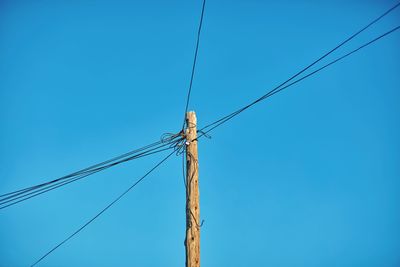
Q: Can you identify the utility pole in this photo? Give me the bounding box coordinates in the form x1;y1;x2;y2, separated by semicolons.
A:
185;111;200;267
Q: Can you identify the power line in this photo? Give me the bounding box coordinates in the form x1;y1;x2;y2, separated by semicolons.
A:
0;136;183;208
198;2;400;137
0;137;179;203
0;132;184;210
0;143;178;210
5;2;398;265
30;149;176;267
199;25;400;137
182;0;207;129
0;136;175;198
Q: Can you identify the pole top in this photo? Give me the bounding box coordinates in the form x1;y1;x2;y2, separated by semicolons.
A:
186;111;197;125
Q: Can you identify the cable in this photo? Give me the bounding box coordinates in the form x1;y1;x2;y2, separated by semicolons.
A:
0;137;182;208
30;149;176;267
0;143;178;210
198;2;400;136
0;137;179;202
198;24;400;138
1;138;170;198
0;138;179;203
0;133;184;210
199;1;400;133
0;137;172;198
182;0;207;129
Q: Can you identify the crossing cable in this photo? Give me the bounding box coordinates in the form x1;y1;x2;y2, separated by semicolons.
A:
0;135;179;198
30;149;176;267
0;135;183;207
0;141;181;210
182;0;207;129
0;139;173;200
0;138;179;202
197;2;400;137
0;135;181;203
0;132;184;210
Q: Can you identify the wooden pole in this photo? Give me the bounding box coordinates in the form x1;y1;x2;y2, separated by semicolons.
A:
185;111;200;267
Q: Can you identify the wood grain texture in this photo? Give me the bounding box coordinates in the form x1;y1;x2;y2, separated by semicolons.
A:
185;111;200;267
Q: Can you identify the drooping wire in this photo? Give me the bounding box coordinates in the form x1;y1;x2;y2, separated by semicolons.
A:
0;142;180;210
1;135;178;198
0;136;180;202
30;149;177;267
181;146;187;189
182;0;207;129
198;25;400;138
198;2;400;137
0;135;183;206
0;132;185;210
0;139;175;200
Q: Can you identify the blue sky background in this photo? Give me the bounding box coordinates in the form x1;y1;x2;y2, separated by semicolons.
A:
1;0;400;266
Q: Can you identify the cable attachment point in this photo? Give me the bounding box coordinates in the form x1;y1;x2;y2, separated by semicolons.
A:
160;131;183;143
160;130;186;156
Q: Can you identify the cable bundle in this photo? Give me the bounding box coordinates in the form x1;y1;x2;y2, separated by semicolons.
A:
198;2;400;138
0;132;184;210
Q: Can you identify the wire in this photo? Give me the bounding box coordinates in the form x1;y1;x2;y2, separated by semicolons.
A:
0;137;172;198
198;2;400;136
182;0;207;129
198;24;400;138
0;137;182;208
0;133;184;210
30;149;176;267
2;137;169;196
0;143;178;210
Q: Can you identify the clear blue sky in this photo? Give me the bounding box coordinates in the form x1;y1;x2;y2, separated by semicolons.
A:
1;0;399;266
